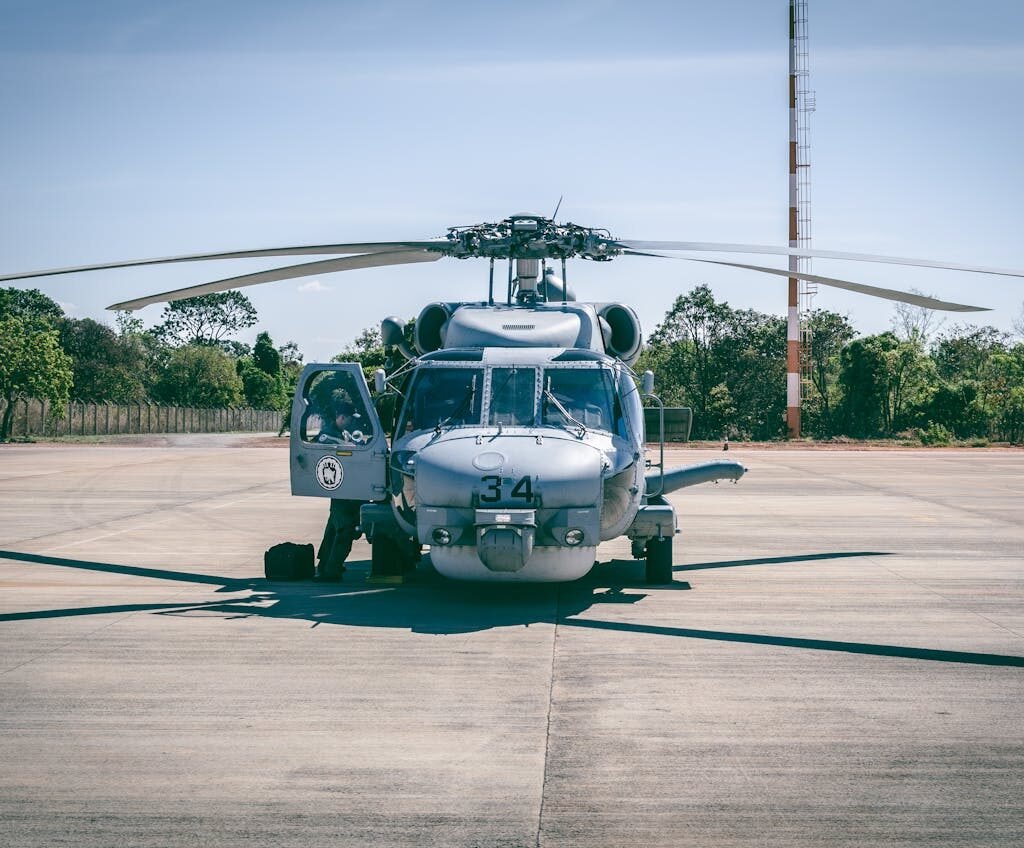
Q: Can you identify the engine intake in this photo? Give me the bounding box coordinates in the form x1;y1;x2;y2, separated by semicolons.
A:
598;303;642;364
415;302;453;354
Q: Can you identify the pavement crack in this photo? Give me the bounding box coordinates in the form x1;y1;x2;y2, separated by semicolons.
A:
755;454;1022;528
868;555;1024;641
535;585;561;848
6;477;284;551
0;584;205;677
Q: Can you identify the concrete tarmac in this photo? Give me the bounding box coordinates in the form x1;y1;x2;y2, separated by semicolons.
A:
1;437;1022;847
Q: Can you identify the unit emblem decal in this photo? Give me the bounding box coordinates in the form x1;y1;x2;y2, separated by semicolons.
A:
315;455;344;490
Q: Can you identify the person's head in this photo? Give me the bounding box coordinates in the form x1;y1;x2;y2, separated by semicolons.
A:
334;399;355;427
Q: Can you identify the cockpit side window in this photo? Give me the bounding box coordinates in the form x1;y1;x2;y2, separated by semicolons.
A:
487;367;537;426
301;370;375;445
542;367;618;433
397;367;483;433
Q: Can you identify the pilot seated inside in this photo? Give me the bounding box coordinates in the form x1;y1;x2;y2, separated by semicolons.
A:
316;395;372;445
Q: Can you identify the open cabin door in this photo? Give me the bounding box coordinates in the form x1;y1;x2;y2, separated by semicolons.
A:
289;363;387;500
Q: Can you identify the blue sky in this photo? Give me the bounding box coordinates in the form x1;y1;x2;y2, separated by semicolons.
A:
2;0;1023;361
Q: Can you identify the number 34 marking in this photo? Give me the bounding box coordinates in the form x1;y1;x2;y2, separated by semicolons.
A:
479;475;534;504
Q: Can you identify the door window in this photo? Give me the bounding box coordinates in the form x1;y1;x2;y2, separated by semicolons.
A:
301;370;375;445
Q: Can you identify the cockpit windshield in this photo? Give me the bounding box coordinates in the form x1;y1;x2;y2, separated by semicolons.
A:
396;364;620;436
398;367;483;433
542;368;618;433
487;367;536;427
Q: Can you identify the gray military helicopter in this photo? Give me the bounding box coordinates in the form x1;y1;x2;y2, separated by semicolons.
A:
3;213;1017;584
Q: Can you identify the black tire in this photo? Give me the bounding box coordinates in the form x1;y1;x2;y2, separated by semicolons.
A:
318;560;345;582
645;536;673;584
371;534;417;578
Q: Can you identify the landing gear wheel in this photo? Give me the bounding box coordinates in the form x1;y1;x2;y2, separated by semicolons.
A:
645;536;673;584
317;560;345;583
371;534;418;580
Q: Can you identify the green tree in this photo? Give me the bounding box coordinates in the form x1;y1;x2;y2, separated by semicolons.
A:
880;336;933;432
0;315;74;440
643;285;735;437
917;380;990;439
838;336;889;437
932;325;1009;382
152;292;258;347
333;326;387;380
151;345;243;407
838;332;932;436
982;344;1024;442
238;364;285;408
719;308;786;440
0;288;64;329
253;331;282;377
237;330;288;409
640;286;786;439
58;317;148;402
803;310;856;437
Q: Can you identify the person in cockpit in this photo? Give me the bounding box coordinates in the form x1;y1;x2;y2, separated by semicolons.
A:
316;392;373;445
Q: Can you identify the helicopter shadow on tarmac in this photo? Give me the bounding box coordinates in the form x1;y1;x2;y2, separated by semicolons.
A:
2;549;1023;667
0;549;657;635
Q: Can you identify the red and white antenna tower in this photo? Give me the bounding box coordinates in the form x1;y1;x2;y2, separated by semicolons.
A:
788;0;816;437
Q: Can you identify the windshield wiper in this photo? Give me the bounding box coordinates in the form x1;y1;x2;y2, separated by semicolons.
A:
544;381;587;439
435;375;477;434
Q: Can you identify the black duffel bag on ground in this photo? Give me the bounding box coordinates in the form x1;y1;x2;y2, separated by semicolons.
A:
264;542;315;581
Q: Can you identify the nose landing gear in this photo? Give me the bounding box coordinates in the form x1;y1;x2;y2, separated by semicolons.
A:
644;536;674;584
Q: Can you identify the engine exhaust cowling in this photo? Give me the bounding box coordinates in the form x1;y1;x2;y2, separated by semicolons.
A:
597;303;642;365
414;302;454;355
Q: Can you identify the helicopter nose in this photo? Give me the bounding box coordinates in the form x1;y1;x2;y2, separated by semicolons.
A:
414;435;603;511
412;435;604;581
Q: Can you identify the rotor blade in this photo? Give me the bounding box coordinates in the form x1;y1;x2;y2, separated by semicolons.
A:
622;251;989;312
0;241;448;284
106;250;442;311
616;240;1024;280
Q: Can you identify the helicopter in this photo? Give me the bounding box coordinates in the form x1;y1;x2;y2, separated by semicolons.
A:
3;212;1020;584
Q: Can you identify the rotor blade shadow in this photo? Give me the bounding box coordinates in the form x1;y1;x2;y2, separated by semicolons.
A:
0;600;238;623
675;551;891;572
562;618;1024;667
0;550;254;590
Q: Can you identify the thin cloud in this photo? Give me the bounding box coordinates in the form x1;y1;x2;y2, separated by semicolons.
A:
363;51;781;83
297;279;332;293
816;44;1024;76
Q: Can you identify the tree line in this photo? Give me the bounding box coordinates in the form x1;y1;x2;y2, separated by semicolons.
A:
0;287;302;440
4;283;1022;444
636;285;1024;444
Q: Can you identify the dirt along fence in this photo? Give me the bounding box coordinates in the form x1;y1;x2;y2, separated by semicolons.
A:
1;398;283;439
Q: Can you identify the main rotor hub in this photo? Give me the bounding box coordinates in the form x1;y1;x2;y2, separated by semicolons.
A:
442;214;621;261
